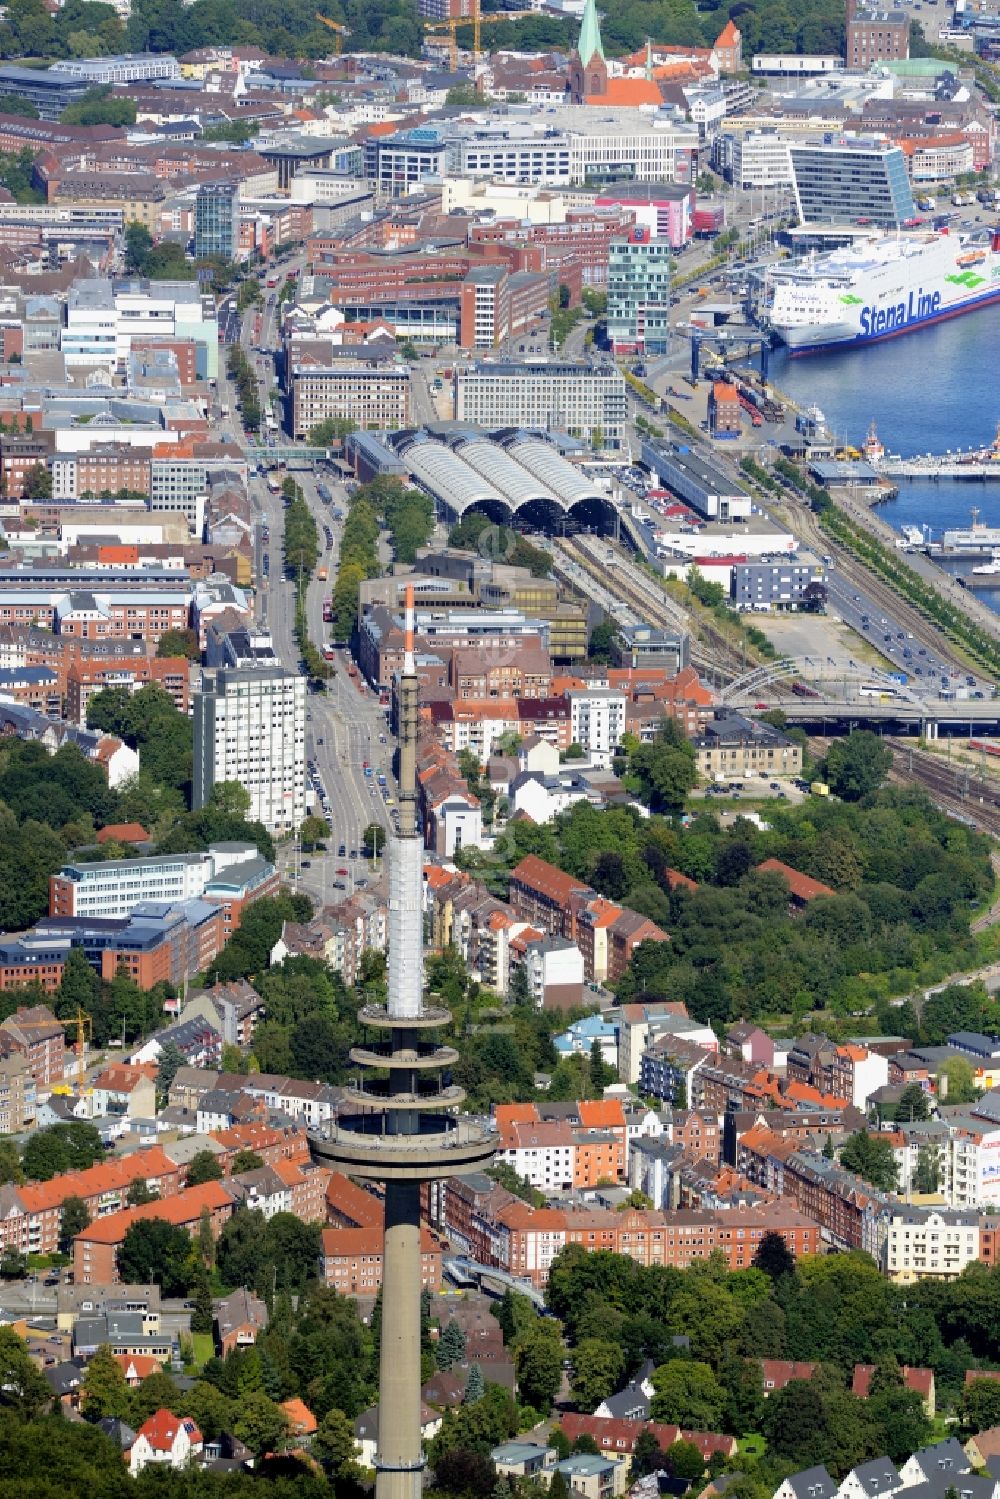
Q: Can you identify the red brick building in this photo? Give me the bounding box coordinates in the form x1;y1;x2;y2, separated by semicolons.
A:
73;1180;233;1284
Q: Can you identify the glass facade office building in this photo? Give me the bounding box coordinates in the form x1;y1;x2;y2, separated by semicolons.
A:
195;181;240;261
789;139;915;228
607;233;672;356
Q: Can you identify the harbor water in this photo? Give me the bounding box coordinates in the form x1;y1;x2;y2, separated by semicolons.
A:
771;302;1000;609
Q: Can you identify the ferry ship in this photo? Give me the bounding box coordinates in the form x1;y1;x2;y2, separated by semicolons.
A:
763;230;1000;354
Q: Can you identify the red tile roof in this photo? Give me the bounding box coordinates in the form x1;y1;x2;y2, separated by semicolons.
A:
135;1409;202;1452
758;859;836;903
74;1180;231;1244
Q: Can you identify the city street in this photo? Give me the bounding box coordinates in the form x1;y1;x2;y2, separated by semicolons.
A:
216;259;397;907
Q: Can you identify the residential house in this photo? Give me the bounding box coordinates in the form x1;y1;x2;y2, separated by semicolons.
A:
354;1404;441;1468
128;1410;204;1474
773;1468;838;1499
898;1439;970;1485
214;1287;268;1356
838;1459;903;1499
0;1004;65;1084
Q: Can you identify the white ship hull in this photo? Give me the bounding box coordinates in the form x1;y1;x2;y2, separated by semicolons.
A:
763;231;1000;355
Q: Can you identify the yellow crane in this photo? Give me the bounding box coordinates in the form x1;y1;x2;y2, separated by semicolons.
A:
68;1007;92;1094
315;13;349;53
424;5;538;70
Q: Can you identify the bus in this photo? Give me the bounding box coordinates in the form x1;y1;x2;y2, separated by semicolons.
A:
322;597;333;622
859;682;901;699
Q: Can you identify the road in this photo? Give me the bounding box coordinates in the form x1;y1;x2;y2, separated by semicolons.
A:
216;254;398;908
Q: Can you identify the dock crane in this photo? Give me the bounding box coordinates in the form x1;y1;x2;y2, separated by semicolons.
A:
314;14;349;53
423;4;538;70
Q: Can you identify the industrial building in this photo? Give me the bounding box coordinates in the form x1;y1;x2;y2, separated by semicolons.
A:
640;440;752;522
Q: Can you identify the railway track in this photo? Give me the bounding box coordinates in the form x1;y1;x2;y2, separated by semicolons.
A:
887;736;1000;837
556;536;746;679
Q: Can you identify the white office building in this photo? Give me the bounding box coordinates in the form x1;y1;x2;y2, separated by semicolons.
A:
193;667;306;833
62;279;218;377
50;842;266;919
455;361;628;448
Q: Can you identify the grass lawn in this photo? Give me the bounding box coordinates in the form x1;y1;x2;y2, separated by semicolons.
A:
739;1434;767;1458
190;1333;214;1369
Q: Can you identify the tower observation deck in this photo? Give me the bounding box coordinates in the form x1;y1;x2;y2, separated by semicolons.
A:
311;584;495;1499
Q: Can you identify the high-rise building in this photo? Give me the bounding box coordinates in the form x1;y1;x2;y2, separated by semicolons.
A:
313;586;494;1499
195;181;240;262
193;666;306;833
607;230;672;356
789;138;915;228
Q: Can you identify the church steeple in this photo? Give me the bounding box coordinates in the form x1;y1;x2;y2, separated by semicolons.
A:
568;0;607;100
576;0;605;69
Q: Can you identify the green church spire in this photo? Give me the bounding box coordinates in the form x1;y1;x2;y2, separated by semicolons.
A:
576;0;605;67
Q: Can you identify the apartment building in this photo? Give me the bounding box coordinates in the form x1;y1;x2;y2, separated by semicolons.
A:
0;1146;183;1257
74;1180;233;1284
566;687;627;766
319;1225;443;1296
0;1055;35;1133
454;360;628;447
65;654;189;726
193;666;305;834
0;1004;66;1085
886;1207;981;1283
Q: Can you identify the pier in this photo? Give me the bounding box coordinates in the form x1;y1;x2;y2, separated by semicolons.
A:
865;421;1000;481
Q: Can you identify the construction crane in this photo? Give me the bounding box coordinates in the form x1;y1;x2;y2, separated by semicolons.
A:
68;1007;92;1094
315;13;349;53
423;5;538;70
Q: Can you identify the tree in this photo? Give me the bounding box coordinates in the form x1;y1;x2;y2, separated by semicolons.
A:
650;1361;726;1429
507;964;532;1008
571;1338;625;1412
840;1130;899;1192
189;1260;214;1336
962;1377;1000;1434
939;1056;980;1104
117;1217;193;1296
549;1472;571;1499
186;1149;224;1186
824;731;893;801
81;1343;131;1422
155;1040;186;1105
437;1318;466;1371
124;220;153;273
0;1249;27;1279
126;1178;158;1207
61;85;137;127
231;1149;265;1174
299;815;329;851
234;1389;291;1459
752;1230;797;1281
670;1438;708;1483
156;628;199;660
363;822;386;857
897;1082;930;1121
631;1427;667;1479
0;1326;50;1418
465;1363;485;1404
130;1370;182;1426
313;1407;361;1479
59;1195;90;1254
513;1322;563;1413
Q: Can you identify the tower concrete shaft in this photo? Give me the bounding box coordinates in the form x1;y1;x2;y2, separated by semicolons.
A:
311;581;495;1499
